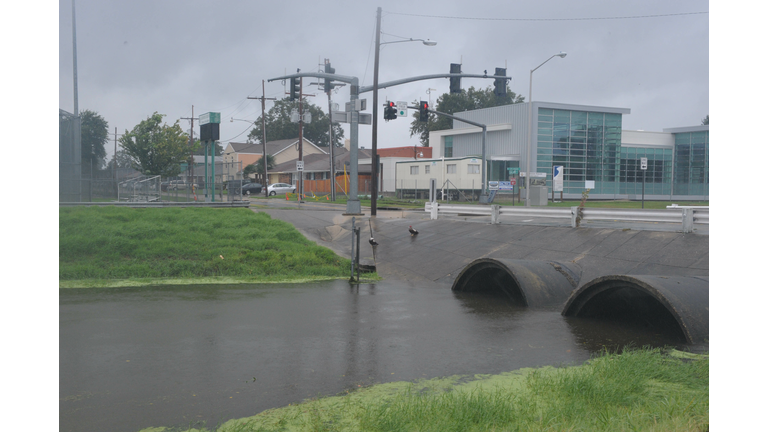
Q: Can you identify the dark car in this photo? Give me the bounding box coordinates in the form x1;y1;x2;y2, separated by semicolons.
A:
241;182;263;195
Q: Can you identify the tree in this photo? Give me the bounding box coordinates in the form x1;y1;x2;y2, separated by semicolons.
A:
409;85;525;146
243;155;276;178
80;110;109;172
192;138;223;156
247;98;344;147
109;149;134;170
119;112;195;177
702;115;709;125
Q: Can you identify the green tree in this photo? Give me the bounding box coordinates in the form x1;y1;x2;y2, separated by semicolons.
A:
247;98;344;147
119;112;195;177
80;110;109;172
242;154;276;179
192;138;223;156
409;85;525;146
702;115;709;125
109;149;134;170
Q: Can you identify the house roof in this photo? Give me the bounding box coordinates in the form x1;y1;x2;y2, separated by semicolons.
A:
270;147;372;174
226;138;327;157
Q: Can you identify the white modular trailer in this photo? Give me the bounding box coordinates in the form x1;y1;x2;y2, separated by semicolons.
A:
395;156;484;199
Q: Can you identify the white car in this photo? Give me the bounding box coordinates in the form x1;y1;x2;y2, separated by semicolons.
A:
267;183;295;196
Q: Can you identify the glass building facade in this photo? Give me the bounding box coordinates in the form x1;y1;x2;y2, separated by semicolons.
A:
672;130;709;196
536;108;622;195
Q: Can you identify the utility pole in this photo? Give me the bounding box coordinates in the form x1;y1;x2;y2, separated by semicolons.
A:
181;105;196;185
247;81;277;197
370;6;382;215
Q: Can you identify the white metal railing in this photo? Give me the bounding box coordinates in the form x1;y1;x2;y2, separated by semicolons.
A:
425;202;708;233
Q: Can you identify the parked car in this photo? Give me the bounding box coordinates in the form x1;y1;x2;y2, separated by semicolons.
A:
169;180;188;190
267;183;295;196
161;181;170;192
241;182;263;195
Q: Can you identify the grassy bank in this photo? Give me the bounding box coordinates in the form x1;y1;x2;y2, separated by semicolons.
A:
59;206;354;287
140;347;708;432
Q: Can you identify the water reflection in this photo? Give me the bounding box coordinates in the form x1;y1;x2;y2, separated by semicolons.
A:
60;280;700;432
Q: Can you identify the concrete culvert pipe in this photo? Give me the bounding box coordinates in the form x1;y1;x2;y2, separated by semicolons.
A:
451;258;581;310
561;275;709;344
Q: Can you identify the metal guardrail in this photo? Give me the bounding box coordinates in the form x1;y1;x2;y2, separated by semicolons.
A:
59;201;251;208
425;202;708;233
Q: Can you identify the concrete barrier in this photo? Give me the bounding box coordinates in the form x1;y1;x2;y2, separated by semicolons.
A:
451;258;582;310
561;275;709;344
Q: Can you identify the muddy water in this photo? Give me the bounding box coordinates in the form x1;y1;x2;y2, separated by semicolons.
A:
59;280;696;432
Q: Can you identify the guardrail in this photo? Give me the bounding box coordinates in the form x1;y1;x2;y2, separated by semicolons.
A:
425;202;708;233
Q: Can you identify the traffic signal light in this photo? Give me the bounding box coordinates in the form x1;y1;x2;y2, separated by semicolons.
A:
290;77;301;101
449;63;462;93
493;67;507;97
324;62;335;92
418;101;429;122
384;101;397;120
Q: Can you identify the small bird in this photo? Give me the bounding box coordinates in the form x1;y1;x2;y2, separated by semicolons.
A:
369;237;378;246
409;225;419;236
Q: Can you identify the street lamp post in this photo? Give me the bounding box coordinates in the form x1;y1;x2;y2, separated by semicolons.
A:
525;52;566;207
371;6;436;216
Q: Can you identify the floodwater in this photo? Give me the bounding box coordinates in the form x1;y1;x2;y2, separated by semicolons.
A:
59;280;697;432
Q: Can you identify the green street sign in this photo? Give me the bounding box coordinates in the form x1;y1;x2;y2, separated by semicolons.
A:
199;112;221;125
507;167;520;175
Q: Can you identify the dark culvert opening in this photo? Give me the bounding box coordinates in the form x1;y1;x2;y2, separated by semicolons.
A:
574;286;687;342
453;264;526;307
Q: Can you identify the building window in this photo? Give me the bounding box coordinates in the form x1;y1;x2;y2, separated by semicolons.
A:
447;164;457;174
444;136;453;157
468;164;480;174
410;166;419;175
425;165;430;174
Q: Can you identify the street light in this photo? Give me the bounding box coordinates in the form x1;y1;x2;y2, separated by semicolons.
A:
371;7;436;216
525;52;567;207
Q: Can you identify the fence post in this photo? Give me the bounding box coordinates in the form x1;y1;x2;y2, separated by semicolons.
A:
491;204;500;224
682;208;694;233
570;206;579;228
430;202;438;220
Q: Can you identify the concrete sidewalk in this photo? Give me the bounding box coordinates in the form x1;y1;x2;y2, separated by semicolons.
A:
250;201;709;287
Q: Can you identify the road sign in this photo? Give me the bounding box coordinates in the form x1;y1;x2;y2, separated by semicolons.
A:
296;161;304;171
509;177;517;186
640;157;648;170
520;172;546;178
396;101;407;117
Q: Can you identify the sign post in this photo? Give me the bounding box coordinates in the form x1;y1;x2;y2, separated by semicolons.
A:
552;165;564;203
640;157;648;209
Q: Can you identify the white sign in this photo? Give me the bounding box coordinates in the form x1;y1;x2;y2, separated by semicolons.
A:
488;181;499;190
498;181;514;191
640;157;648;170
396;101;408;117
296;161;304;171
585;180;595;189
520;172;547;178
553;165;564;192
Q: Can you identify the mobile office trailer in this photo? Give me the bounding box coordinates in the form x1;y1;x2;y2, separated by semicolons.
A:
395;156;485;201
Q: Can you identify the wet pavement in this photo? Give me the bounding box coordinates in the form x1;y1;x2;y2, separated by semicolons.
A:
59;280;693;432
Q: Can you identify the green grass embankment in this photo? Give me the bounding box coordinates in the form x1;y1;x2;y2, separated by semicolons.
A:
59;206;355;288
140;347;708;432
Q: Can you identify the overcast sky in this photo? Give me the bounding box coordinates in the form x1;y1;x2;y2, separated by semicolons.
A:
57;0;711;160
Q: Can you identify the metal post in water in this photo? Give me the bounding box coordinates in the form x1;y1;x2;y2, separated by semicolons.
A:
350;217;356;281
355;227;361;282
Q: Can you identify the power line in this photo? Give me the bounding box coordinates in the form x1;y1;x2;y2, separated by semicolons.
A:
383;10;708;21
